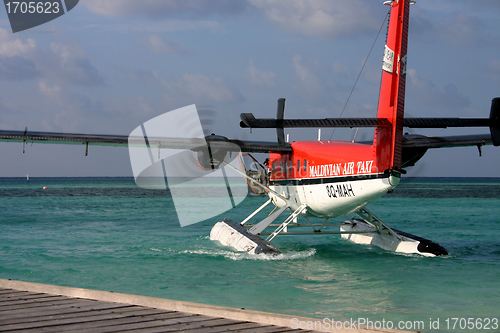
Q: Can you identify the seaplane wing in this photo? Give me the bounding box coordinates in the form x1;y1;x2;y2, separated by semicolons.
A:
0;127;494;155
0;129;131;147
0;129;292;153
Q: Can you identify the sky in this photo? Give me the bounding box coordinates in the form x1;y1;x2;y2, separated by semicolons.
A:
0;0;499;177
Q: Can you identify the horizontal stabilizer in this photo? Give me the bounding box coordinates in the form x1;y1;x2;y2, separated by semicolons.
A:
403;118;491;128
240;114;495;130
240;115;392;128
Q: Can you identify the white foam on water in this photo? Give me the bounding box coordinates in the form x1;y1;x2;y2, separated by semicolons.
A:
179;248;316;261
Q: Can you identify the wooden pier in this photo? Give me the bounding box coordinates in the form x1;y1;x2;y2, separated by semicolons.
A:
0;279;409;333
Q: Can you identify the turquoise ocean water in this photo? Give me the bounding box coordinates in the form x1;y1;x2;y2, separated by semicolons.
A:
1;177;499;332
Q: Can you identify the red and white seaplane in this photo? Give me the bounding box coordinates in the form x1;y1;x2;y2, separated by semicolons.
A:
1;0;499;256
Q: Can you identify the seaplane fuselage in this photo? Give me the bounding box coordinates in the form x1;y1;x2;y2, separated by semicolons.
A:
268;140;400;218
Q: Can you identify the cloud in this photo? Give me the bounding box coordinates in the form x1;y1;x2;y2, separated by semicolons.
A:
0;28;103;87
0;28;36;56
0;80;97;132
332;61;351;76
83;0;248;19
490;60;500;82
440;13;481;45
0;56;40;80
141;34;186;54
247;0;382;38
177;73;242;102
80;19;225;35
246;60;276;87
293;55;322;94
38;81;61;96
152;72;242;103
410;6;496;48
40;42;104;86
430;12;490;47
407;68;471;115
82;0;386;38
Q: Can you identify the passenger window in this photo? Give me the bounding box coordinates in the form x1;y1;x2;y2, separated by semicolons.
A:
303;159;307;172
297;160;300;173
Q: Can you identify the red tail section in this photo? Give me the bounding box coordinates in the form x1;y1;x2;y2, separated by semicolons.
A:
373;0;411;173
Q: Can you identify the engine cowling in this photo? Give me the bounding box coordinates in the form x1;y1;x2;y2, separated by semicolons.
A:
195;134;235;170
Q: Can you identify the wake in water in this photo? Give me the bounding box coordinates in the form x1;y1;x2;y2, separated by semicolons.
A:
149;245;316;261
179;248;317;261
150;234;317;260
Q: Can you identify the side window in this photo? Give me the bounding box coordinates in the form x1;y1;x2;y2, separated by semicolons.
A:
297;160;300;173
303;159;307;172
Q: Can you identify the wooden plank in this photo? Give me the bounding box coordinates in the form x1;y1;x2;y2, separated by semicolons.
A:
129;318;251;332
170;322;282;333
0;290;39;296
64;314;225;333
0;294;78;306
222;327;306;333
0;301;133;319
22;312;211;332
0;295;64;305
0;299;101;312
84;317;242;333
0;290;35;296
0;288;21;294
0;308;172;331
0;305;147;325
123;321;271;333
0;292;56;300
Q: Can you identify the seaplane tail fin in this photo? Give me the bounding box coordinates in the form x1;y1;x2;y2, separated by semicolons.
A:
374;0;411;173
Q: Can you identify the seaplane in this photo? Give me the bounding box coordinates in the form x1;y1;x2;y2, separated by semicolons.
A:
1;0;499;257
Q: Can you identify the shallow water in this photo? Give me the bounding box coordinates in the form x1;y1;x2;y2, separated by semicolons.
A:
1;177;499;332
